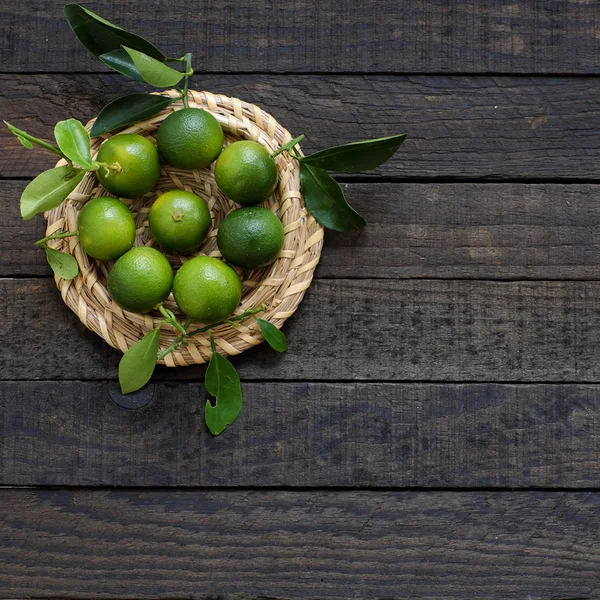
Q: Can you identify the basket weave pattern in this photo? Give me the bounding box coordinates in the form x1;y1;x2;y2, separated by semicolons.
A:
44;89;324;366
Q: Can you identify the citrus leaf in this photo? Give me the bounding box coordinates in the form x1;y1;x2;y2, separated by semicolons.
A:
122;47;183;88
301;133;407;173
256;318;288;352
99;49;144;82
44;246;79;280
20;166;86;220
91;93;174;137
204;338;243;435
299;163;366;232
4;121;63;156
64;4;165;61
271;134;305;158
17;136;33;149
54;119;93;169
118;327;161;394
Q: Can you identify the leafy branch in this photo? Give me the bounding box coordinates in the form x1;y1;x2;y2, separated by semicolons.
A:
273;133;407;232
64;4;195;136
63;5;408;232
117;303;287;435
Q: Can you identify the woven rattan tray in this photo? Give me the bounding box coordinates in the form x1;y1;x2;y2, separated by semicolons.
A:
44;89;324;366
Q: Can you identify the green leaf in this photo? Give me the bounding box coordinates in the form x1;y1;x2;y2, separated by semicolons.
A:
301;133;407;173
17;135;33;149
299;163;366;232
271;134;305;158
122;47;183;88
44;246;79;280
118;327;161;394
54;119;93;169
256;318;288;352
99;49;144;82
4;121;63;156
91;93;174;137
204;338;243;435
64;4;165;61
20;166;86;220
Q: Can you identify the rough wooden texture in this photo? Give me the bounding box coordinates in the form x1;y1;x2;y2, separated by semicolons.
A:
3;1;600;74
7;180;600;280
3;278;600;382
1;381;598;487
0;489;598;599
2;74;600;180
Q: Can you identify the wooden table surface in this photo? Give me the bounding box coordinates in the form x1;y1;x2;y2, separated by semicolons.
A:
1;2;600;598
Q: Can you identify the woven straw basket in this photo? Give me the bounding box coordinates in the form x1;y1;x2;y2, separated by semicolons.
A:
44;89;324;366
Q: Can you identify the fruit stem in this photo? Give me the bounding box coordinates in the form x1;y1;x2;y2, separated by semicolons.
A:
186;304;267;337
34;230;79;246
158;304;188;336
157;333;185;361
181;53;193;109
4;120;67;160
96;161;122;176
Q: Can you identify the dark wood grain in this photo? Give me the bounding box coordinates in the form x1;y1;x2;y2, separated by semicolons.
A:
3;1;600;74
6;180;600;280
4;278;600;382
2;74;600;180
1;381;598;487
0;489;598;599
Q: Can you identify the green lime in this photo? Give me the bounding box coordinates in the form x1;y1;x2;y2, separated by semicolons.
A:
148;190;212;253
217;207;284;269
156;108;224;169
78;197;136;261
96;134;161;199
214;140;278;206
173;256;242;323
107;247;173;314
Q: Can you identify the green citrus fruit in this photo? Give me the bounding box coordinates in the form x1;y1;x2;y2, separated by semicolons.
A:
217;207;284;269
96;134;161;199
173;256;242;323
156;108;224;169
214;140;278;206
107;247;173;314
78;197;136;261
148;189;212;253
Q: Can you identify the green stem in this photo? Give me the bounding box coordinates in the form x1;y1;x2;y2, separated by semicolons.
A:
181;53;193;108
34;230;78;246
158;304;187;336
95;161;122;176
186;304;266;337
4;121;67;160
157;334;185;361
270;134;306;159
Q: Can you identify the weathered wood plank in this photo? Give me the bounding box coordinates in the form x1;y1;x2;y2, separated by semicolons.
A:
1;381;598;487
2;74;600;180
0;489;598;599
3;1;600;74
5;180;600;280
3;278;600;382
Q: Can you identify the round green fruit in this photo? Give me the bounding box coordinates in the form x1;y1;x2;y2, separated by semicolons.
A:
217;206;284;268
96;134;161;199
214;140;278;206
173;256;242;323
156;108;224;169
149;189;212;253
78;197;136;261
107;247;173;314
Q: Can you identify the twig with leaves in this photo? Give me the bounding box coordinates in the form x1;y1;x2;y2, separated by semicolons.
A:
118;303;286;435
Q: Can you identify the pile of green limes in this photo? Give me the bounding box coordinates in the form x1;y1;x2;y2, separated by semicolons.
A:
81;108;285;324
